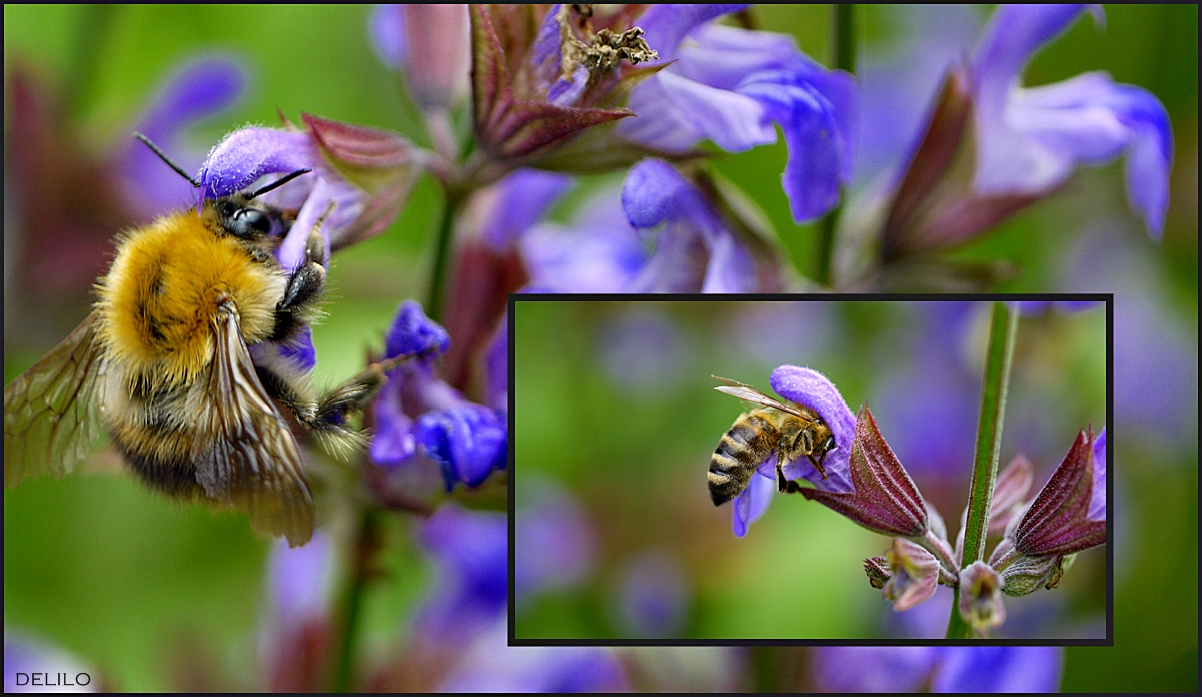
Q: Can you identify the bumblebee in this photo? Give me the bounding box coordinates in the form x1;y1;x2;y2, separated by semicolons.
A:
707;375;836;506
4;134;415;547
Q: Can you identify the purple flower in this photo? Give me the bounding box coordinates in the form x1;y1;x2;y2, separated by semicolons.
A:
414;504;508;642
971;6;1172;238
475;169;574;251
519;160;777;293
622;159;757;292
769;365;857;493
370;301;507;492
198;114;422;271
369;5;471;112
813;646;1063;693
520;184;647;292
618;6;858;222
731;459;777;538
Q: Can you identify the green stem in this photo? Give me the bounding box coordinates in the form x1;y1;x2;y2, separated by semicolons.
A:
946;585;972;639
946;301;1018;638
331;507;382;691
425;190;463;321
814;4;856;287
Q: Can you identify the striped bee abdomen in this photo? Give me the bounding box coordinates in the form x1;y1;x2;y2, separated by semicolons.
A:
708;410;780;506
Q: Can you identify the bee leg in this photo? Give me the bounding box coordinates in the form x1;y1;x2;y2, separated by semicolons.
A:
776;463;789;493
808;453;829;480
271;229;327;342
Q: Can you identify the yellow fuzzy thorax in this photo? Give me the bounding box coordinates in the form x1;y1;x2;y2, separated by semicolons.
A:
96;207;285;388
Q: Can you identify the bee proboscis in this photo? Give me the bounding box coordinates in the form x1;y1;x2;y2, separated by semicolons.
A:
707;375;836;506
3;134;420;547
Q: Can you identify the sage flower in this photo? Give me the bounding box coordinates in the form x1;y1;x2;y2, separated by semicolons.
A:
618;5;858;222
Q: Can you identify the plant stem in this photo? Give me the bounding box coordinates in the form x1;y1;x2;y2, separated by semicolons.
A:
814;4;856;286
946;301;1018;638
331;507;383;691
425;190;463;321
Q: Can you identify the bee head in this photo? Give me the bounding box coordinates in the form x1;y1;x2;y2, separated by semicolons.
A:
132;132;311;240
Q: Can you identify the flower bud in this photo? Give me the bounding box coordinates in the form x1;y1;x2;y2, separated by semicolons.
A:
882;538;939;611
958;561;1006;634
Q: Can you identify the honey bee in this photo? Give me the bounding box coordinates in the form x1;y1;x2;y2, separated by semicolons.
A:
707;375;836;506
4;134;420;547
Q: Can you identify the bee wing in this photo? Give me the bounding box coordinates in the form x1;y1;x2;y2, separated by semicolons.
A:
197;308;314;547
711;374;811;420
4;310;107;488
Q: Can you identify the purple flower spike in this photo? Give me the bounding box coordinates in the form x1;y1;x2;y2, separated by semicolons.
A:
1013;427;1106;557
799;405;929;538
769;365;856;492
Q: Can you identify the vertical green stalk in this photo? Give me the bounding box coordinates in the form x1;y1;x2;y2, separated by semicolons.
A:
331;507;382;691
946;301;1018;639
426;190;464;322
814;4;856;286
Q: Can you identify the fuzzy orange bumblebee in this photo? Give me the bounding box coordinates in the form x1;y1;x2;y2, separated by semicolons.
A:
4;157;411;547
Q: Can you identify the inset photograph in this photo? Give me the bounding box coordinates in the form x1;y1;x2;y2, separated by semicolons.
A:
513;298;1108;641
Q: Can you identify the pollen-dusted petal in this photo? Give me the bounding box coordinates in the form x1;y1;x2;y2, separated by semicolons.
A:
1013;428;1106;556
769;365;855;492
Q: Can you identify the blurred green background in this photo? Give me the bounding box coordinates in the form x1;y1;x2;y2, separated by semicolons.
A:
4;3;1197;692
514;300;1107;640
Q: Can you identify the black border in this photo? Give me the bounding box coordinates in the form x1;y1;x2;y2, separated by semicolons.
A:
507;292;1113;648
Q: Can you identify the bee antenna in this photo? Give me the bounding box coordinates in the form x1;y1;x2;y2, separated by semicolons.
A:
247;169;312;200
132;132;201;187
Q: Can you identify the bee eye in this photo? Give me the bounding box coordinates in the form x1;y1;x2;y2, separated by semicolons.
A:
219;201;237;218
236;208;272;234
